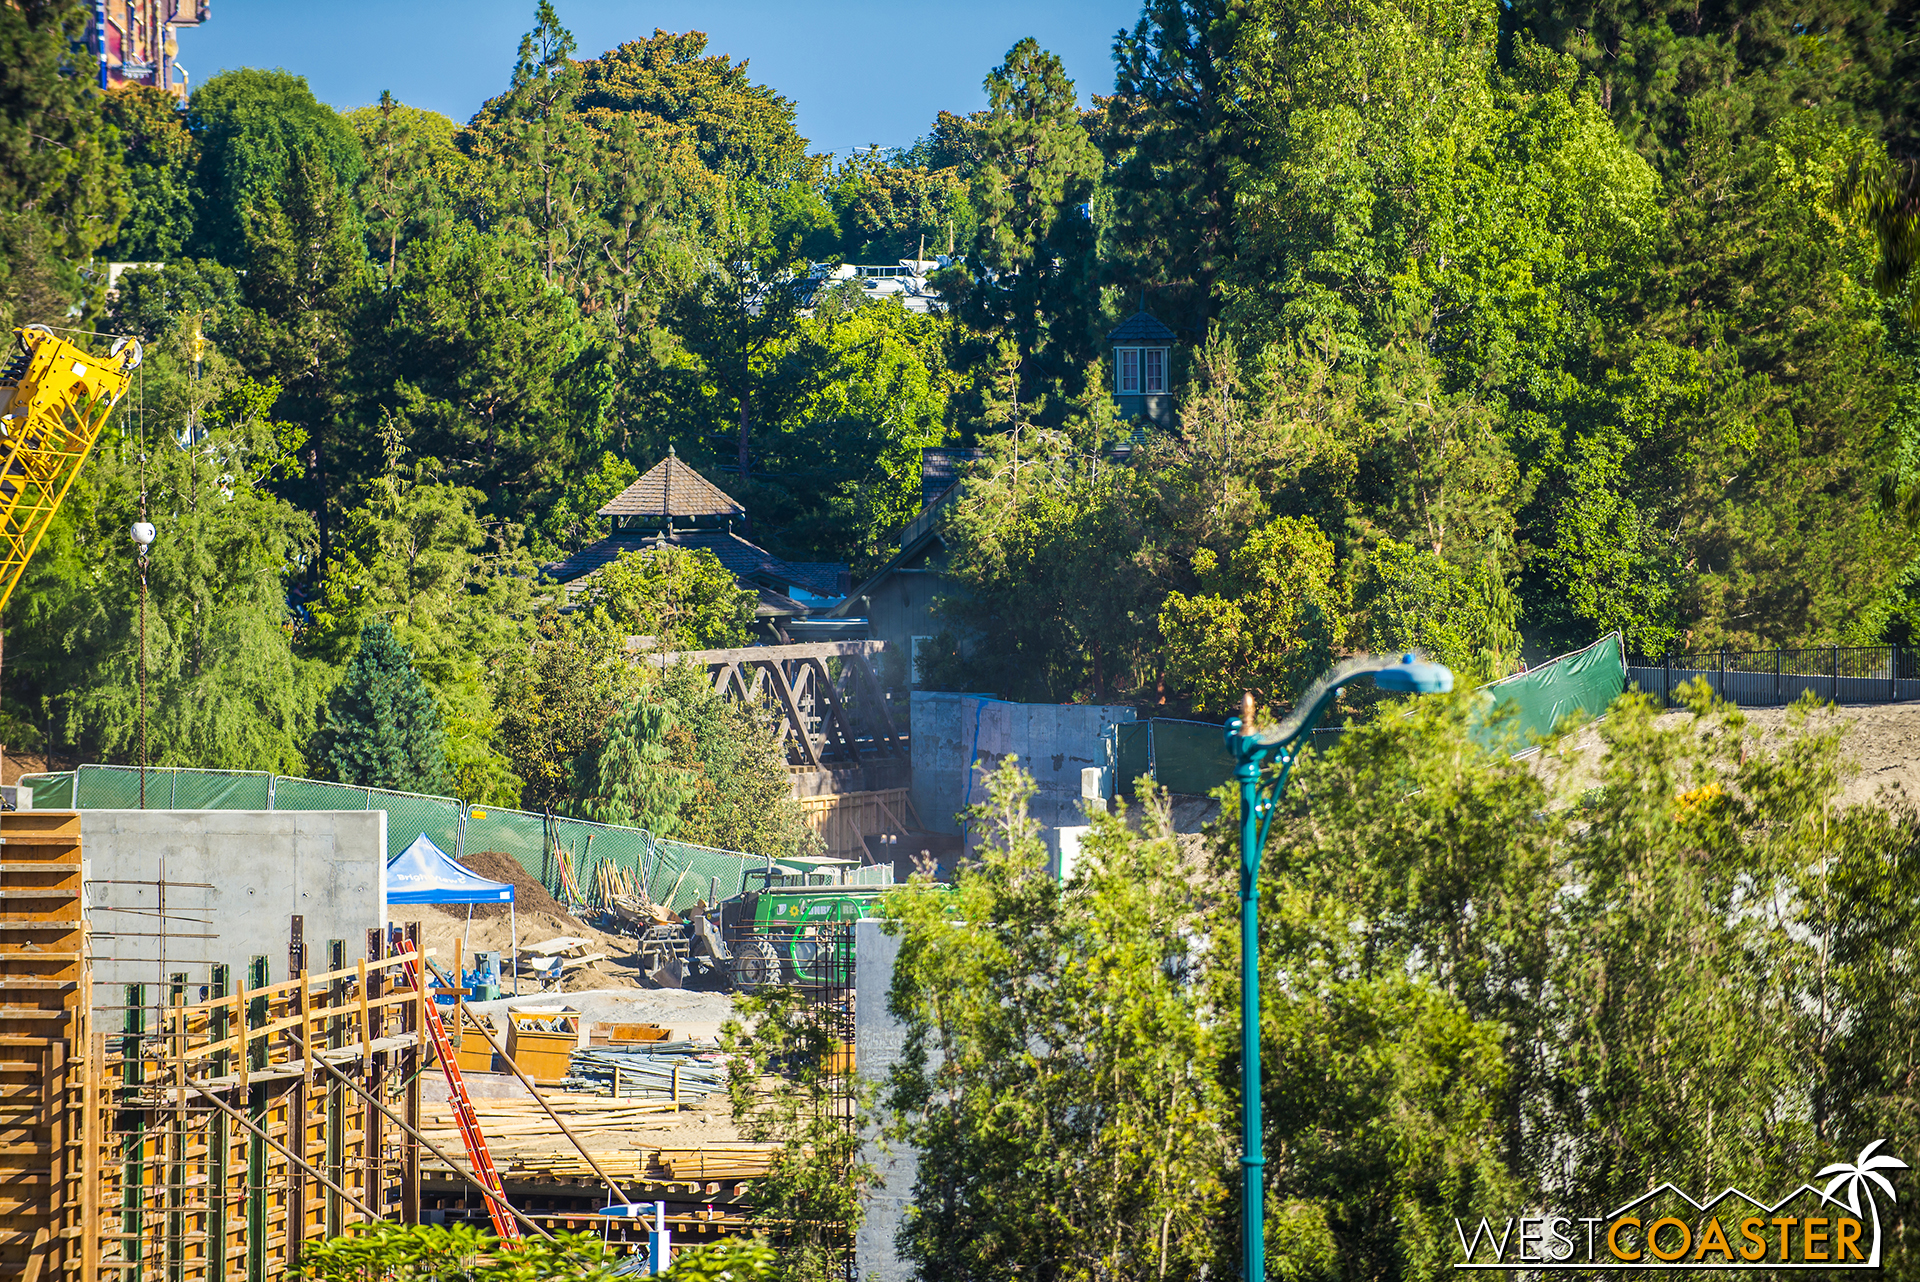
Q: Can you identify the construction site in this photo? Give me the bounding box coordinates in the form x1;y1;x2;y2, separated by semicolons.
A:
0;323;895;1277
0;798;875;1279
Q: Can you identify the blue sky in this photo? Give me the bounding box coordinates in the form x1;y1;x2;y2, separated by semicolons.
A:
175;1;1140;155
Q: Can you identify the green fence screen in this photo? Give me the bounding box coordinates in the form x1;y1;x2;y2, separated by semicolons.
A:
1468;633;1626;756
16;765;759;909
1113;634;1627;796
650;838;773;914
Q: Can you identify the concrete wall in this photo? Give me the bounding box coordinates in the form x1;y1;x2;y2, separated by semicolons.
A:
81;810;386;997
910;692;1135;835
854;919;914;1282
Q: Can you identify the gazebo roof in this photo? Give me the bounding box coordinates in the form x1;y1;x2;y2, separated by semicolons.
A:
1106;311;1177;345
598;449;745;519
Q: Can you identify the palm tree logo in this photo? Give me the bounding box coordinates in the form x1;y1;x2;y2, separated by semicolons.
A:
1818;1139;1909;1267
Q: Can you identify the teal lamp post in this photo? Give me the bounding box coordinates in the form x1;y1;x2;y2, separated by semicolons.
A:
1225;652;1453;1282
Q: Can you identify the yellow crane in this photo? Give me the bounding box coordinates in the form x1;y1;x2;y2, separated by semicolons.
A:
0;325;141;613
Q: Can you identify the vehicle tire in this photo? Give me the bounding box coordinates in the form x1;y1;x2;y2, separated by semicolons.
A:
730;939;782;992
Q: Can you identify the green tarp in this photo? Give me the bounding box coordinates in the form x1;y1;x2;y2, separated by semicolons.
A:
1468;634;1626;756
1116;634;1626;796
16;765;758;910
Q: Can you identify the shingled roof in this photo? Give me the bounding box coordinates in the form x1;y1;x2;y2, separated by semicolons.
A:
598;449;745;519
1106;311;1177;345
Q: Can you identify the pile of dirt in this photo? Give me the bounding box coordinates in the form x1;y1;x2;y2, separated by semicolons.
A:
458;850;570;920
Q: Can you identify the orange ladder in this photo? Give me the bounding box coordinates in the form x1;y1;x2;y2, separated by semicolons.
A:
399;939;522;1241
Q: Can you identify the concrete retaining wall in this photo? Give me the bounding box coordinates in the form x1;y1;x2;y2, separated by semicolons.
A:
910;692;1134;835
80;809;386;997
855;918;913;1281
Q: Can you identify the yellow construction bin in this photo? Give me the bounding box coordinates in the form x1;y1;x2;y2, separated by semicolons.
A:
505;1008;580;1082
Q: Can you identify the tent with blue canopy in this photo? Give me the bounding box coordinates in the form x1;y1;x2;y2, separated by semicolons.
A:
386;832;519;992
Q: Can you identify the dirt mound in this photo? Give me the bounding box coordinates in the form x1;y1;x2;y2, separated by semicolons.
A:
458;850;571;921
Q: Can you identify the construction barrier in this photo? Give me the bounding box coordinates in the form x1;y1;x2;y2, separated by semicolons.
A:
1470;633;1626;755
1113;633;1628;795
18;764;765;911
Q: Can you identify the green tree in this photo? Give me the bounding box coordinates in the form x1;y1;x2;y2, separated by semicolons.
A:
1103;0;1246;338
578;545;756;651
1351;540;1521;683
948;40;1101;413
186;69;365;267
297;1223;629;1280
664;183;824;496
744;294;957;570
494;614;639;813
345;92;463;282
308;620;452;794
883;763;1230;1280
530;450;639;559
1159;513;1344;713
101;84;196;261
364;227;602;522
571;694;694;831
929;422;1158;701
0;0;129;328
576;29;811;187
5;338;325;771
309;424;535;806
484;2;597;289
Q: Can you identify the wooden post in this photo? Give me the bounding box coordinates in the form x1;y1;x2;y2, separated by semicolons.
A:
208;965;229;1282
121;984;145;1282
403;921;422;1226
356;958;371;1061
81;1031;102;1282
246;956;268;1282
363;929;385;1226
167;975;186;1282
289;956;310;1273
325;941;345;1240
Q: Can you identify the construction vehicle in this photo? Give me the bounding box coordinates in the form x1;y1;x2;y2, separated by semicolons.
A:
0;326;142;612
602;856;926;991
720;857;898;990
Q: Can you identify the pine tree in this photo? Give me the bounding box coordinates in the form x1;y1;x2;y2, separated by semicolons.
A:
963;39;1102;412
309;621;452;795
572;695;694;832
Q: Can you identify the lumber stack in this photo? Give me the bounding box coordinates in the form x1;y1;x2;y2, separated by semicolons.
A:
418;1141;781;1184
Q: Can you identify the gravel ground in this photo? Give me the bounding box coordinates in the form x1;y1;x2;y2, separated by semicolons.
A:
464;986;739;1033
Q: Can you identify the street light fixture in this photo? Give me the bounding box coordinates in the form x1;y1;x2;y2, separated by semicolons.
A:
1223;652;1453;1282
131;520;154;809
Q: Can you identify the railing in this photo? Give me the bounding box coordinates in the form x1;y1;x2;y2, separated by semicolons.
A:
1627;645;1920;706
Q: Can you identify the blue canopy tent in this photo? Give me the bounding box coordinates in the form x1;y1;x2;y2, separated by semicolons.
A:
386;833;519;994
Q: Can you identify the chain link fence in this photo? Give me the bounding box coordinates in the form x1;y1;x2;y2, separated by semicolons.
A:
18;765;760;910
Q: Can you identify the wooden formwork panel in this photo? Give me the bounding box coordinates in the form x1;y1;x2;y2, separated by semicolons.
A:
0;811;85;1282
0;830;424;1282
795;788;916;860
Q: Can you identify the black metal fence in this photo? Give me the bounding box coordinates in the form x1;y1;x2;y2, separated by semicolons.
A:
1627;645;1920;706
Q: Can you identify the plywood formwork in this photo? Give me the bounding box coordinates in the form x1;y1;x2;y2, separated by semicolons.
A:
794;789;919;860
0;820;428;1282
88;929;423;1281
0;810;88;1281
